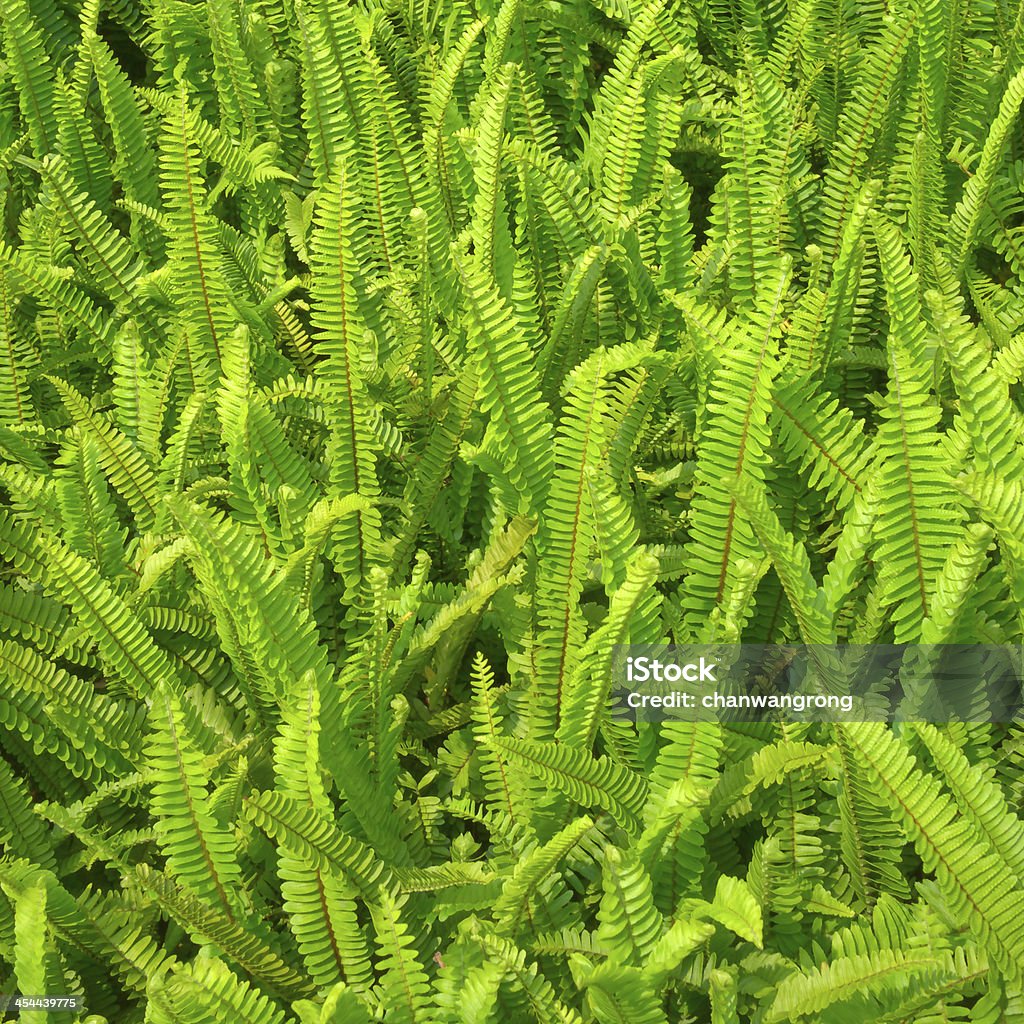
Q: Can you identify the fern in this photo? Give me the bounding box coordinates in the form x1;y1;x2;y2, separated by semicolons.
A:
842;722;1024;982
0;0;1022;1019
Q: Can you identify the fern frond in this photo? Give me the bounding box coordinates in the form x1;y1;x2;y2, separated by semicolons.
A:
0;242;114;353
833;724;910;909
132;863;311;997
818;15;915;262
948;67;1024;272
370;887;432;1024
680;261;789;635
205;0;268;139
146;683;244;918
10;883;72;1024
245;790;388;900
710;966;739;1024
0;268;40;426
0;858;176;995
596;845;662;964
85;29;160;211
147;956;289;1024
159;81;236;385
957;473;1024;625
842;722;1024;982
38;155;159;336
0;758;57;871
475;929;586;1024
771;374;871;507
170;497;331;716
0;510;181;699
49;376;160;530
767;948;950;1021
872;218;962;640
274;671;374;991
928;285;1024;481
728;475;834;644
470;651;532;827
470;64;516;294
558;550;662;749
492;736;647;833
0;0;57;158
0;639;137;780
531;346;626;739
308;152;384;590
492;815;597;931
582;962;668;1024
456;251;553;516
918;523;994;643
913;722;1024;886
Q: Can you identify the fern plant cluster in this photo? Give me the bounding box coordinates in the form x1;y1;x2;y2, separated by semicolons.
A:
1;0;1024;1019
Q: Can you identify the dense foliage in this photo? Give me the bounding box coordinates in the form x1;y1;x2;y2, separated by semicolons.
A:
1;0;1024;1019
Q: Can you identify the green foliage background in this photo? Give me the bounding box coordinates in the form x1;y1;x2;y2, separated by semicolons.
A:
1;0;1024;1019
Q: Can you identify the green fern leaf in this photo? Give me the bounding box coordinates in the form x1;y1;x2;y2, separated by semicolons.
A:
0;0;58;157
492;736;647;833
245;790;389;900
146;684;245;918
9;884;73;1024
370;887;432;1024
308;152;384;589
679;261;790;635
872;217;962;640
767;948;949;1021
596;845;662;964
147;956;289;1024
842;722;1024;982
